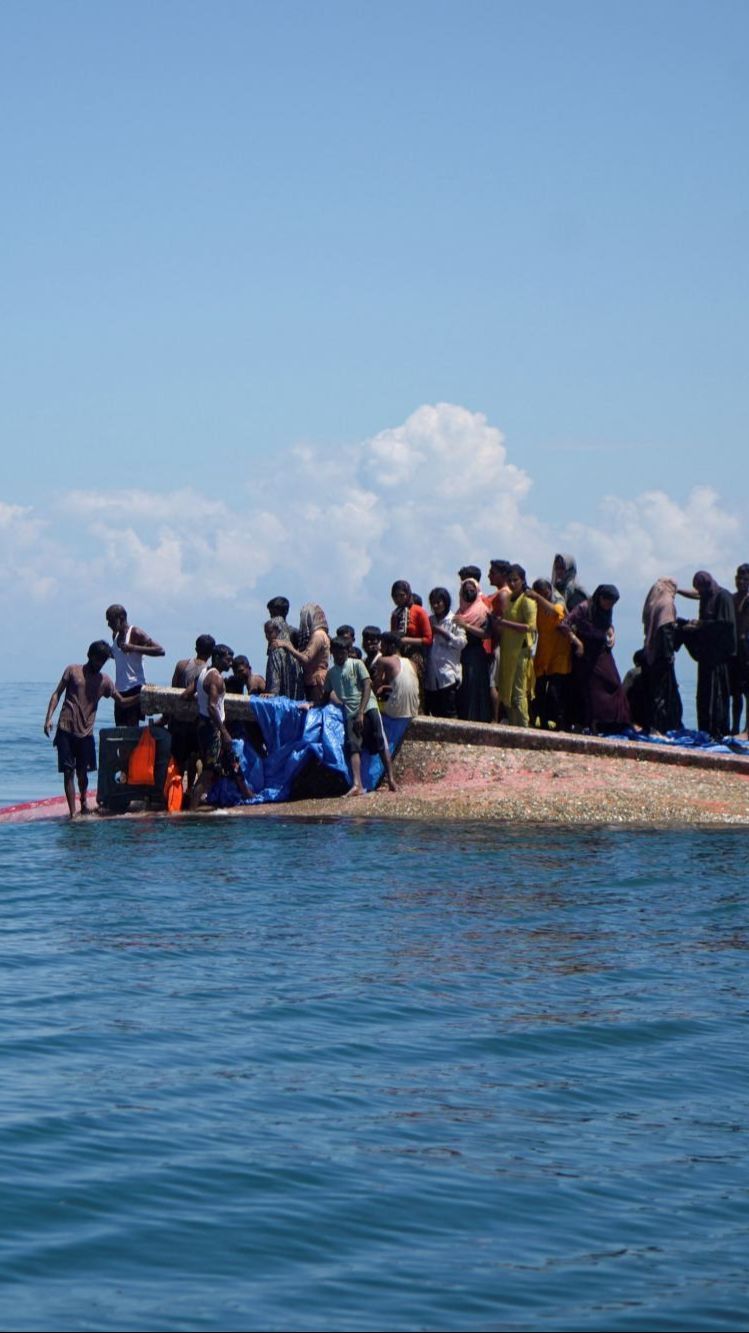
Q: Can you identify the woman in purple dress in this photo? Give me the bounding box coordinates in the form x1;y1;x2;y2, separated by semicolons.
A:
564;585;630;733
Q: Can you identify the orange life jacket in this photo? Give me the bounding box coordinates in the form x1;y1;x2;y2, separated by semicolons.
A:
163;756;183;812
127;726;157;786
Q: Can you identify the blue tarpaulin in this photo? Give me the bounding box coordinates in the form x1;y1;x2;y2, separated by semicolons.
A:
605;727;749;756
209;697;409;807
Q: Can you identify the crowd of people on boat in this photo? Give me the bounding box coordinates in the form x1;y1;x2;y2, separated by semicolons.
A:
44;558;749;816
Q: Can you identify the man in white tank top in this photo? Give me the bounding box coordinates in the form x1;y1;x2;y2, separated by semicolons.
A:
375;633;421;719
105;604;165;727
181;644;251;809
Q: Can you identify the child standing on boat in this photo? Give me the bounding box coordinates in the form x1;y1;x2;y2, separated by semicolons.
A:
324;637;397;797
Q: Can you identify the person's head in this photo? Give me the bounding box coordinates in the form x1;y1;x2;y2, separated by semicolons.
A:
552;554;577;589
87;640;112;671
330;636;350;666
458;564;482;584
532;578;552;599
264;616;287;644
411;592;423;607
459;579;479;605
349;645;362;660
429;586;452;618
212;643;234;673
693;570;716;598
489;559;511;589
633;649;647;668
336;623;356;646
507;564;527;597
592;585;620;613
105;603;127;633
391;580;412;608
735;564;749;596
380;631;403;657
231;654;251;684
298;603;328;648
362;625;381;656
195;633;216;660
267;596;290;620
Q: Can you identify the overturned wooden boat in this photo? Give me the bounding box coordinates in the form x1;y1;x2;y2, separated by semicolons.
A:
2;686;748;825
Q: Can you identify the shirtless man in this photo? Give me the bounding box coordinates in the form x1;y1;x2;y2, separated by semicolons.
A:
226;655;266;696
44;640;131;818
172;634;216;689
105;604;165;726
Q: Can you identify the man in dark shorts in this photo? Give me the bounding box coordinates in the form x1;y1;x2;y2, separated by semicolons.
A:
323;637;397;797
44;641;127;818
181;644;252;809
105;604;165;726
168;634;216;776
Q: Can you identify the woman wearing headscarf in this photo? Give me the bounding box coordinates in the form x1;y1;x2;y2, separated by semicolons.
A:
730;564;749;735
494;565;537;727
677;572;737;738
563;585;630;733
551;553;588;610
641;577;684;734
454;578;492;722
275;602;331;705
264;617;306;700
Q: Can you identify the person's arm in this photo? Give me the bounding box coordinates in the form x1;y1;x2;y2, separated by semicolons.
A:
44;674;67;735
112;686;138;709
353;675;372;734
493;615;529;634
181;678;198;701
454;614;488;639
430;620;453;640
264;648;282;695
207;675;232;745
401;606;433;649
527;589;558;615
677;588;700;600
372;656;395;696
278;629;323;665
124;627;165;657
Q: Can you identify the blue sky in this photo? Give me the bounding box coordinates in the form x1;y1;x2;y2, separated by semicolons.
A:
1;1;747;680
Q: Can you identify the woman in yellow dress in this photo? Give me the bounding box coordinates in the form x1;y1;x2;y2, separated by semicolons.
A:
495;565;537;726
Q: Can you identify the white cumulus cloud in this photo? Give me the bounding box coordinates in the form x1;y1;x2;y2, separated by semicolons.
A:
2;404;746;679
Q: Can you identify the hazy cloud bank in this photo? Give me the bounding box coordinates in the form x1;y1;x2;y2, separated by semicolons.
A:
2;404;744;677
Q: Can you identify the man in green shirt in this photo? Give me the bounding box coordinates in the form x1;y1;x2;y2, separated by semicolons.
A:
324;637;397;797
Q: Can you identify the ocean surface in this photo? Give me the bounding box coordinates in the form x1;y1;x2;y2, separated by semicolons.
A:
1;684;748;1332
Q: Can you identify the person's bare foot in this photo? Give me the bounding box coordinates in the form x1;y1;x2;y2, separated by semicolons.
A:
387;778;398;792
344;784;364;798
79;803;92;816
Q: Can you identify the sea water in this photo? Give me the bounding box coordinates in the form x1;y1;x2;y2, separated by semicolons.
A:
1;685;748;1332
